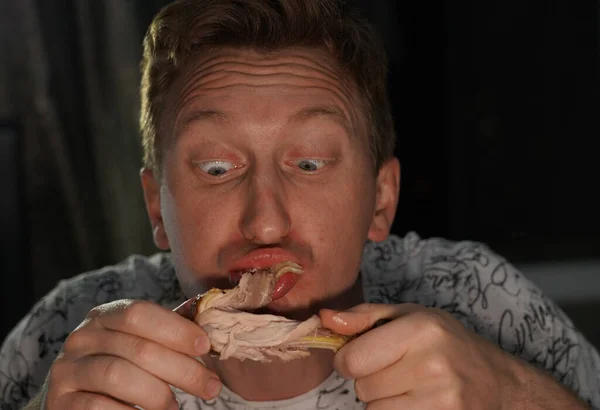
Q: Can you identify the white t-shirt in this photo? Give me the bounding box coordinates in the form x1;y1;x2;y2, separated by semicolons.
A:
172;371;362;409
2;233;599;409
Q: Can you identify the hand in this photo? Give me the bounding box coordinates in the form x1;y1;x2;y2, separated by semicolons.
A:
40;299;221;410
320;303;529;409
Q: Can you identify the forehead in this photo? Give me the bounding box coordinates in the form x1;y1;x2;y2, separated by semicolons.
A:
164;46;366;138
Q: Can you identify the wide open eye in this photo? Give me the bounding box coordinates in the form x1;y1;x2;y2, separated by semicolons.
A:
196;161;235;176
294;159;327;172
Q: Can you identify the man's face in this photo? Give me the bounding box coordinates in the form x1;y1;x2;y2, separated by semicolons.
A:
142;47;399;315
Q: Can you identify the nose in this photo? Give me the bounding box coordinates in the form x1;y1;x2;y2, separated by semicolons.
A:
240;175;291;245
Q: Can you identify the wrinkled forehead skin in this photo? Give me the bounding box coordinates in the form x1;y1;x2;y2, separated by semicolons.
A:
159;46;371;167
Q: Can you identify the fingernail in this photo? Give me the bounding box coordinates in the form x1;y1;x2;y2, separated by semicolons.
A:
195;336;210;354
206;377;222;398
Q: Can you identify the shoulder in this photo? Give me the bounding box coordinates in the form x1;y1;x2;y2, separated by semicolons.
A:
0;252;180;409
360;231;504;294
361;231;536;322
50;252;181;327
361;233;600;405
63;253;181;308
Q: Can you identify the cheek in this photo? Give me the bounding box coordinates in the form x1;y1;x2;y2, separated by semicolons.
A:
294;176;375;291
159;175;240;276
162;157;236;231
304;172;376;242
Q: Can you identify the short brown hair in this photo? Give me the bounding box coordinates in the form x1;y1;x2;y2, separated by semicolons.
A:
140;0;396;174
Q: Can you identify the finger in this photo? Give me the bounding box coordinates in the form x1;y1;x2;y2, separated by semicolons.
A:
354;360;406;403
69;327;221;400
334;312;431;379
88;300;210;357
67;355;177;410
365;394;418;410
320;303;423;335
54;391;137;410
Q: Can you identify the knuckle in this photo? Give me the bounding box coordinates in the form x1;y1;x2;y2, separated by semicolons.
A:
88;299;140;319
87;306;102;319
62;328;90;353
47;356;69;386
353;379;368;402
131;337;157;365
120;300;146;328
415;311;449;339
151;386;175;410
423;353;453;378
47;362;61;384
87;302;113;319
441;384;466;408
181;362;208;387
343;351;367;378
101;356;124;387
45;364;76;409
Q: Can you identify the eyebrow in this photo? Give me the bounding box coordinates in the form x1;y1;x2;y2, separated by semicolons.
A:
178;109;229;128
289;105;355;138
177;105;355;137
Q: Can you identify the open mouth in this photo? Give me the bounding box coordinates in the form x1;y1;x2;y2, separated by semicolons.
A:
228;261;303;302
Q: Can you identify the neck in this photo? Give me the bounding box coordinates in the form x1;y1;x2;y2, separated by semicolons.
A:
204;349;335;401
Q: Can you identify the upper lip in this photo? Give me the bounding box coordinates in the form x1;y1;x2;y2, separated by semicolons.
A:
227;248;301;272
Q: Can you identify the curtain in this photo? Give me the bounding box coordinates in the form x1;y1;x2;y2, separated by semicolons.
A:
0;0;170;308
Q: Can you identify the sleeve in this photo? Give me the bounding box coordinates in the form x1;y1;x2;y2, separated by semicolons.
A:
0;255;179;409
361;234;600;408
0;282;72;409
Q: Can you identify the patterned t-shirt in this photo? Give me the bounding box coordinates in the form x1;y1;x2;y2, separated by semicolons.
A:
1;233;599;409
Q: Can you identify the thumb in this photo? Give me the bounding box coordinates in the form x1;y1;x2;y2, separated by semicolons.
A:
320;303;423;336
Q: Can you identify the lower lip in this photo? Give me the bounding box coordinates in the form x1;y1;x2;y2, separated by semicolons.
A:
271;272;300;301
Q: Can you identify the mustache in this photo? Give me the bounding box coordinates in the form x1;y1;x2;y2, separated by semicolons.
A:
217;235;314;270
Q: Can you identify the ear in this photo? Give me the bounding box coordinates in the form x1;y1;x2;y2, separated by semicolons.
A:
140;168;170;250
367;157;400;242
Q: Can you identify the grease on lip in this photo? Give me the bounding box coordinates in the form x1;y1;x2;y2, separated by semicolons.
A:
271;271;301;301
229;261;303;287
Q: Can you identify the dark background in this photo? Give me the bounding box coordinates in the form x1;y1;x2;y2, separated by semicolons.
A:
1;0;599;346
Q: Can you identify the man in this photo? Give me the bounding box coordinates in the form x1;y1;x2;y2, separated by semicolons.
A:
2;0;599;409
